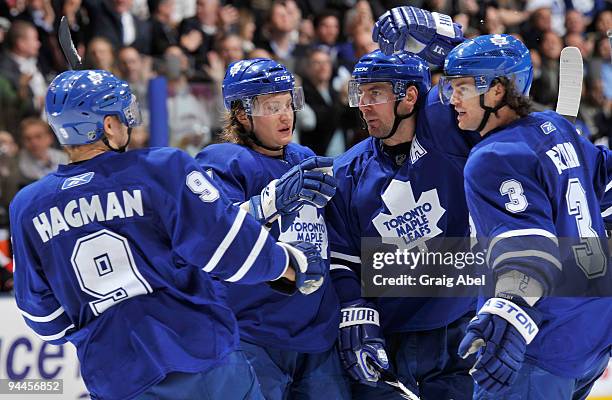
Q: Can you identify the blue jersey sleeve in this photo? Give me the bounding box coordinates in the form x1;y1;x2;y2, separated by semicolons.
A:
195;144;253;203
11;224;76;344
465;143;561;293
327;161;363;305
154;150;289;284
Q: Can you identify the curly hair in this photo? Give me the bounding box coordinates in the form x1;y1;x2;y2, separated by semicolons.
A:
494;76;533;117
220;102;251;146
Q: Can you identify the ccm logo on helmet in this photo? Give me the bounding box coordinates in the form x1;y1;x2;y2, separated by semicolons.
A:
274;75;291;82
354;67;369;72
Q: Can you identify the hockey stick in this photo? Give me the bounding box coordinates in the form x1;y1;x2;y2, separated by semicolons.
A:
556;46;582;124
58;16;82;70
366;358;421;400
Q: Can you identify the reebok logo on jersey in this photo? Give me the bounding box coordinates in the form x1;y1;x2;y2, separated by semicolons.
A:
540;121;557;135
61;172;95;190
372;180;445;251
546;142;580;174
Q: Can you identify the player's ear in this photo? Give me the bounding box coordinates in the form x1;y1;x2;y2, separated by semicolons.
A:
103;115;116;135
491;80;506;101
399;85;419;113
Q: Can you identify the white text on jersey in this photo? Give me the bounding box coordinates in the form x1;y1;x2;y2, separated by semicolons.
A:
32;190;144;243
546;142;580;174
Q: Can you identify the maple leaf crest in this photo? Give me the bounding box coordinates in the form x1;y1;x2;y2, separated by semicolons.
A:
372;180;446;250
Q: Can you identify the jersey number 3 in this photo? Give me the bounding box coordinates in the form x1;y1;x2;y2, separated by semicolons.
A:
500;178;607;279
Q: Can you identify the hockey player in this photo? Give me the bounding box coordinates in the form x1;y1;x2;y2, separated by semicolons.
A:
195;59;350;399
327;49;478;399
448;33;612;400
9;69;328;400
373;10;612;399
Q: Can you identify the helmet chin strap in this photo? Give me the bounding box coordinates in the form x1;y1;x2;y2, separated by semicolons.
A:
102;127;132;153
475;92;506;133
377;99;416;140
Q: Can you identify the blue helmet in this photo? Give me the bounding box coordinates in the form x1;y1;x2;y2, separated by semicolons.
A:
348;50;431;107
222;58;304;115
440;34;533;104
46;70;142;146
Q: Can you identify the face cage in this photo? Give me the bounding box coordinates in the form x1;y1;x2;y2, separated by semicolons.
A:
241;87;305;116
122;94;143;127
348;80;408;107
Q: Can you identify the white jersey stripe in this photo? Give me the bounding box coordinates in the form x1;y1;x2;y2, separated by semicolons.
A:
203;208;247;272
226;227;268;282
19;305;66;323
330;251;361;264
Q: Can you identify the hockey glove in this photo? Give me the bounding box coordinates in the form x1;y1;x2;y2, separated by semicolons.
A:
250;156;336;230
458;296;541;394
270;241;325;295
372;6;464;66
338;302;390;386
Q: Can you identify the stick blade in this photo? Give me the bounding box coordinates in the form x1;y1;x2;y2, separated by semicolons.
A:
58;16;82;70
556;46;583;121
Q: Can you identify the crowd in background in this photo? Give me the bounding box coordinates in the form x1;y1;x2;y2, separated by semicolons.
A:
0;0;611;292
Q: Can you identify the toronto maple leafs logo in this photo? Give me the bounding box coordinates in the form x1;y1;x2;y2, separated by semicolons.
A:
372;180;446;250
229;62;243;77
490;34;509;47
279;206;328;259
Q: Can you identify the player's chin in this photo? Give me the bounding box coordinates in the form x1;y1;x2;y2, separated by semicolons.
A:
275;129;293;144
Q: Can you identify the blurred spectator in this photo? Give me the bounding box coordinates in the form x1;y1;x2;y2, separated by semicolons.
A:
237;7;256;53
522;6;553;49
149;0;178;56
313;10;340;54
16;0;65;73
83;0;152;54
532;30;562;107
565;32;593;58
84;36;119;74
178;0;219;70
351;28;377;61
593;98;612;144
565;9;587;35
298;16;314;45
480;5;506;34
257;0;302;70
17;117;68;182
580;76;606;139
164;46;214;153
0;20;47;114
0;131;24;210
216;33;244;66
117;45;151;125
299;48;345;155
591;10;612;37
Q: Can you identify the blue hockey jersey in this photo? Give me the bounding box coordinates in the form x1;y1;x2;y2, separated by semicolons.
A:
10;148;291;400
328;87;478;332
195;142;339;353
465;110;612;377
